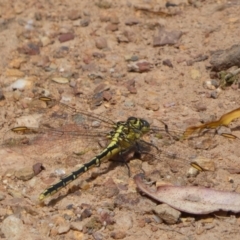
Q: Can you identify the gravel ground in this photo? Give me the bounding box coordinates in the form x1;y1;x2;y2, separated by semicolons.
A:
0;0;240;239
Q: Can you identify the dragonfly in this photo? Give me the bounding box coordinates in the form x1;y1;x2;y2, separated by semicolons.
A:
2;97;220;201
3;97;184;201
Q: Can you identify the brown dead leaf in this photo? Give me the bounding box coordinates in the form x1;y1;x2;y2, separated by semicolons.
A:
184;107;240;138
134;173;240;214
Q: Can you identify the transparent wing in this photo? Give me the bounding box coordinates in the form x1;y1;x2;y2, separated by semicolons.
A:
2;97;117;168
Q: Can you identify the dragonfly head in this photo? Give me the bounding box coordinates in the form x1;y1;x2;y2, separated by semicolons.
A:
127;117;150;134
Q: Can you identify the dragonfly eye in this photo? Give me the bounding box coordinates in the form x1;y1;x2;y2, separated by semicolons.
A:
127;117;137;123
140;119;150;133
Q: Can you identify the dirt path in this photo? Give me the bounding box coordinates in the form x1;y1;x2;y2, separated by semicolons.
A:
0;0;240;239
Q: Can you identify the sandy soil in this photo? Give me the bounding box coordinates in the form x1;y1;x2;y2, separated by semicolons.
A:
0;0;240;239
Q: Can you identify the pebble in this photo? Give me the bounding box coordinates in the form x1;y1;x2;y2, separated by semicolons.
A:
110;15;119;24
96;1;112;9
187;166;200;177
110;231;126;239
115;214;133;230
57;224;70;234
52;77;69;84
58;33;75;43
14;2;25;14
210;88;222;99
145;102;159;111
105;23;118;31
127;60;151;73
92;231;104;240
217;125;232;137
40;36;52;47
68;10;82;20
18;43;40;55
80;18;90;27
125;17;140;26
9;78;32;90
15;167;35;181
5;69;25;78
101;178;119;198
154;204;181;224
0;89;5;101
162;59;173;68
203;80;219;90
194;102;207;112
70;221;84;231
210;44;240;71
33;55;50;68
190;69;201;80
53;46;69;58
153;29;182;47
95;37;108;49
0;191;6;201
33;163;44;175
9;57;27;69
1;215;25;239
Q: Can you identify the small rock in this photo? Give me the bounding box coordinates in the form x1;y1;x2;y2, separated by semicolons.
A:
80;18;90;27
40;36;52;47
190;69;201;80
110;231;126;239
115;214;133;230
68;10;81;20
1;215;25;238
15;167;35;181
110;15;119;24
33;163;44;175
188;137;217;150
105;23;118;31
92;52;106;58
145;102;159;111
95;37;108;49
59;33;75;43
57;224;70;234
70;222;84;232
53;46;69;58
8;190;22;198
17;43;40;55
34;55;50;68
194;102;207;112
14;2;25;14
52;77;69;84
10;78;32;90
154;204;181;224
102;91;112;101
210;88;222;99
162;59;173;68
153;28;182;47
187;166;200;177
203;80;219;90
92;231;104;240
125;17;140;26
81;208;92;219
217;125;232;137
102;178;119;198
210;44;240;71
5;69;25;78
0;191;6;201
96;1;112;9
0;89;5;101
127;60;151;73
9;57;27;69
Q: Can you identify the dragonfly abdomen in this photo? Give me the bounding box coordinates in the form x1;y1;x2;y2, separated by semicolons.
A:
39;142;121;200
